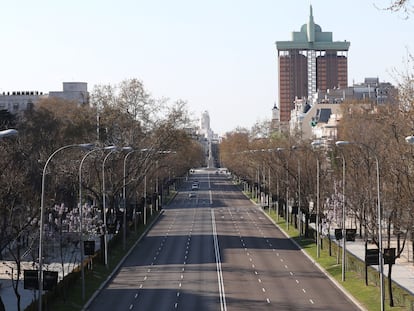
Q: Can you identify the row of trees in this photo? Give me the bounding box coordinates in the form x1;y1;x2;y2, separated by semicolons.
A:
220;65;414;307
0;78;204;310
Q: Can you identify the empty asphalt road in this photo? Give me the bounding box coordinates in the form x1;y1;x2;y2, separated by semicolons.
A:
86;168;361;311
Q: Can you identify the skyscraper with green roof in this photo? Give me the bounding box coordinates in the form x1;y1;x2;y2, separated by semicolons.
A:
275;5;350;130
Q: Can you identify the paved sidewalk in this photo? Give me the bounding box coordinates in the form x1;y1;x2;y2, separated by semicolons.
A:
260;200;414;303
341;236;414;296
1;272;36;310
313;216;414;301
0;259;79;310
286;202;414;299
322;214;414;298
265;208;414;309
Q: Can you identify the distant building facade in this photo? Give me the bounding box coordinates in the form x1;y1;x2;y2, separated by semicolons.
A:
196;110;221;167
199;110;212;140
289;77;396;141
0;82;89;114
49;82;89;105
270;103;280;132
275;6;350;131
0;91;46;114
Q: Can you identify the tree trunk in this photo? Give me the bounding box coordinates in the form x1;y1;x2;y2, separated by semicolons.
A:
0;296;5;311
388;263;394;307
328;228;332;256
365;241;368;286
304;214;309;238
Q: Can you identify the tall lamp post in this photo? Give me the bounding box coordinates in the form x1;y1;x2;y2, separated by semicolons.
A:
335;142;347;282
292;146;304;236
336;140;384;311
79;148;97;301
268;149;280;220
78;146;117;300
121;147;135;250
405;136;414;145
277;148;289;230
268;165;271;213
102;146;118;269
310;141;322;258
0;129;18;138
39;143;93;311
154;150;175;211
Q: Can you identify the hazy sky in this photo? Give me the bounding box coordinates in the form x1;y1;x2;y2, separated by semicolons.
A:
1;0;413;135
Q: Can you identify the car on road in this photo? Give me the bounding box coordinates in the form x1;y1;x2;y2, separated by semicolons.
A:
191;183;199;190
189;192;196;198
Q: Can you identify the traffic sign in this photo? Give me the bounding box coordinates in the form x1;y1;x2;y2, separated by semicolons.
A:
84;240;96;256
24;270;58;290
334;228;343;240
346;229;356;241
384;248;396;265
24;270;38;290
43;271;58;291
365;248;379;266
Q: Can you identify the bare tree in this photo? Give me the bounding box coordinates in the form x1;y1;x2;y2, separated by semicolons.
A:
381;0;413;14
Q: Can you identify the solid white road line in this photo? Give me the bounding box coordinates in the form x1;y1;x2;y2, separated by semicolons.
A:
212;209;227;311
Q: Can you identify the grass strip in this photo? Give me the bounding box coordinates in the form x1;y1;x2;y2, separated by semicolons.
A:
28;215;155;311
266;208;407;311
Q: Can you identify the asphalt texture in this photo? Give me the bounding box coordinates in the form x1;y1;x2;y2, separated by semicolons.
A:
86;169;361;311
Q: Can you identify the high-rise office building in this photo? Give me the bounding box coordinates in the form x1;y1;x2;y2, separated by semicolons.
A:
275;6;350;130
199;110;211;139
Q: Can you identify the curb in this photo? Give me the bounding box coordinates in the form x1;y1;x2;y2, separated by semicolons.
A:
238;184;367;310
259;207;367;311
82;210;165;311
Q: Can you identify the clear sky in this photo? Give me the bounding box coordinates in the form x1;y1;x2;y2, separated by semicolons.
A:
1;0;413;135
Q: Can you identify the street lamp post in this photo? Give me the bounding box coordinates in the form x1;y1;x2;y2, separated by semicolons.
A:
277;148;289;230
257;166;260;203
316;155;321;258
405;136;414;145
78;146;116;300
102;147;118;269
79;148;97;301
311;141;322;258
336;140;384;311
341;152;346;282
0;129;18;138
143;174;147;225
297;159;301;235
276;173;280;220
268;149;280;220
38;143;93;311
155;160;159;211
154;150;174;210
292;146;304;236
139;149;157;226
268;165;271;213
122;148;135;250
271;149;280;220
141;149;174;222
335;143;347;282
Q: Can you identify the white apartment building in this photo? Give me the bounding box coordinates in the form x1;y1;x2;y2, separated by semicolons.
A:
288;77;396;141
0;82;89;114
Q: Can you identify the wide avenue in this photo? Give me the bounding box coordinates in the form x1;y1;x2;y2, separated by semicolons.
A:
86;169;361;311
